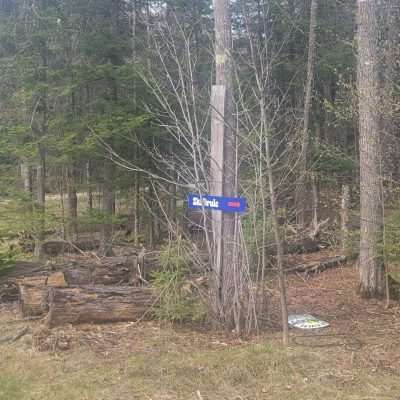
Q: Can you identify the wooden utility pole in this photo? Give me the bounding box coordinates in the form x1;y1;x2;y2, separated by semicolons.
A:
357;0;385;297
210;0;237;327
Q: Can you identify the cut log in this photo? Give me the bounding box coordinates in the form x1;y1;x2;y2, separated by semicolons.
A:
287;256;347;274
17;273;69;317
0;283;19;302
0;262;44;284
46;286;156;327
62;256;137;285
17;276;49;317
0;262;46;304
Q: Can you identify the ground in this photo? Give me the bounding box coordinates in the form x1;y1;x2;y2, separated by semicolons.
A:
1;263;400;400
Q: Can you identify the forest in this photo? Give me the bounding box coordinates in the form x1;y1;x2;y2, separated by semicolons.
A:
0;0;400;399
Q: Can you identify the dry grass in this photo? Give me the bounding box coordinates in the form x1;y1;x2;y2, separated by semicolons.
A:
1;266;400;400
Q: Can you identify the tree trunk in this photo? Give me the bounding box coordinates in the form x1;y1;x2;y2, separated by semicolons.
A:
86;161;93;212
133;170;140;247
263;104;289;346
296;0;318;228
341;184;350;254
67;164;78;240
100;160;115;257
21;161;33;195
168;142;177;227
34;144;46;261
357;0;385;298
46;286;155;327
210;0;240;330
381;0;399;182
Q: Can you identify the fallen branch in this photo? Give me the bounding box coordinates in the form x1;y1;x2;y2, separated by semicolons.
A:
0;327;30;344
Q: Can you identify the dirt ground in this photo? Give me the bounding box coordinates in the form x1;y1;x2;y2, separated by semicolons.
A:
1;263;400;399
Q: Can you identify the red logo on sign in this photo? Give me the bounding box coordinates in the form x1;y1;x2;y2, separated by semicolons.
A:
227;201;240;208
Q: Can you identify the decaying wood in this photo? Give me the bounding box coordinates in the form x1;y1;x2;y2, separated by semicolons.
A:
0;262;43;284
41;239;100;256
17;276;49;317
268;239;322;256
62;258;135;285
286;256;346;275
0;283;19;302
46;286;156;327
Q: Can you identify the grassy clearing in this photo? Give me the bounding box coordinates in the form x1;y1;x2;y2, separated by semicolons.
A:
0;325;399;400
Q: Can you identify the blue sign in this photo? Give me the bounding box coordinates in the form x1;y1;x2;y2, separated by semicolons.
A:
188;193;246;213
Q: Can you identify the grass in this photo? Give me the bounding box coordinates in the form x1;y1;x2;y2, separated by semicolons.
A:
0;325;399;400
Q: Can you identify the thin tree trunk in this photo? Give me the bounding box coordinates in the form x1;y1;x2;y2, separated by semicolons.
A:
21;161;33;212
262;102;289;346
311;173;319;236
86;161;93;212
133;171;140;247
100;160;114;257
35;144;46;261
341;184;350;254
59;167;66;240
296;0;318;228
357;0;384;298
21;162;32;194
67;163;78;240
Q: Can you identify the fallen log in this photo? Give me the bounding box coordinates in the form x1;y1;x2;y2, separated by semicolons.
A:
287;256;346;275
46;286;156;327
42;239;100;257
62;256;138;285
266;239;322;256
0;262;44;284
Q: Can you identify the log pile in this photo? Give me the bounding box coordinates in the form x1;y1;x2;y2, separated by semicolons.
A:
1;244;346;328
0;255;158;327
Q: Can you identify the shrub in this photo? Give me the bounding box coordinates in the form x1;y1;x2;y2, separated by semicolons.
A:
152;238;207;323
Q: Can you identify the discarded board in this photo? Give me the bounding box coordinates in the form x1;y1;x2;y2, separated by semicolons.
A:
288;314;329;330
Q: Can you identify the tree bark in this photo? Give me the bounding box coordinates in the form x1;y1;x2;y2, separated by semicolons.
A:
100;160;115;257
210;0;239;329
381;0;399;182
46;286;155;327
341;184;350;254
357;0;385;298
86;161;93;212
18;276;49;317
34;143;46;261
21;161;33;195
296;0;318;228
67;163;78;240
263;103;289;346
133;170;140;247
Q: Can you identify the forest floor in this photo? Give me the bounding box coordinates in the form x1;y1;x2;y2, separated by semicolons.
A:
1;263;400;400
